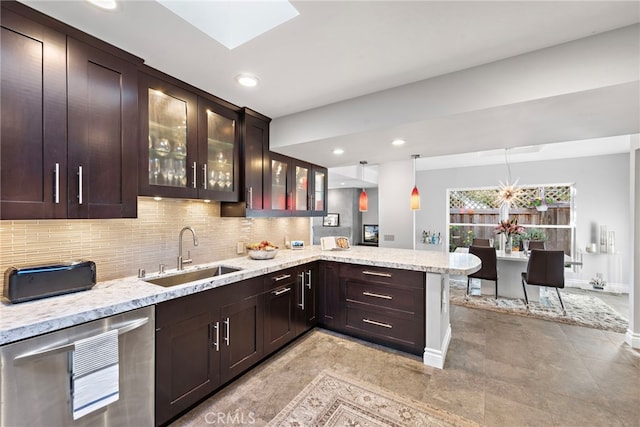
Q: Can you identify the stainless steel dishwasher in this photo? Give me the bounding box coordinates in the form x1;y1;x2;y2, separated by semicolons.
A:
0;306;155;427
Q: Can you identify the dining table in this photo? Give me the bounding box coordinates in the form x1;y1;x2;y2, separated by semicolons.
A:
455;247;579;301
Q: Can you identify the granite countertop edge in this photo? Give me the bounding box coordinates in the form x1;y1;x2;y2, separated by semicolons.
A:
0;246;480;345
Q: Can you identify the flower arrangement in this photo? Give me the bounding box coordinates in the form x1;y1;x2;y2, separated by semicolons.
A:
494;218;525;240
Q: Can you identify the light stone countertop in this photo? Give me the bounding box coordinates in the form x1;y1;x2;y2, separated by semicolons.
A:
0;246;480;345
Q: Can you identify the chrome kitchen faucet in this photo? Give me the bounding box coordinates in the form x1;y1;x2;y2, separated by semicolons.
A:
178;226;199;270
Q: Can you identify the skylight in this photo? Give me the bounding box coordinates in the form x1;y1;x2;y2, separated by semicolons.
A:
156;0;299;50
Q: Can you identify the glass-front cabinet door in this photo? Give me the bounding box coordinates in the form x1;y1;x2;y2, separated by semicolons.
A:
293;162;310;212
270;153;290;213
148;90;189;188
139;74;198;199
140;73;240;201
312;166;327;215
198;98;240;202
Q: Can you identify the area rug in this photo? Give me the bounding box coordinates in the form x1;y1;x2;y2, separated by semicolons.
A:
449;279;628;333
267;370;479;427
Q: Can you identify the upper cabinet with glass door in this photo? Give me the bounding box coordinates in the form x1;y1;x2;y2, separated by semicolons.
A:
197;98;240;202
139;72;198;198
312;166;328;216
139;70;239;201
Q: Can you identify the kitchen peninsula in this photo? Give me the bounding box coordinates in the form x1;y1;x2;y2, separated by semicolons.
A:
1;246;479;367
1;246;479;425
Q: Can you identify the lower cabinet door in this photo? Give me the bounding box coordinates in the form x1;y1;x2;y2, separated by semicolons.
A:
155;311;219;426
295;264;318;335
220;295;264;383
264;283;296;355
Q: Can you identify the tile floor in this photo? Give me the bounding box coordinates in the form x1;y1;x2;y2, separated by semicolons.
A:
172;305;640;427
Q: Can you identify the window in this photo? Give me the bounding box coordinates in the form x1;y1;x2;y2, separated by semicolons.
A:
448;184;575;255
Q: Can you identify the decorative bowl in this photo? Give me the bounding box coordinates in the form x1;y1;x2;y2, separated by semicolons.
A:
248;249;278;260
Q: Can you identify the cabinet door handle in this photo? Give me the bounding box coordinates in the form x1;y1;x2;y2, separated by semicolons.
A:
273;274;291;282
273;287;291;296
362;291;393;300
192;162;197;189
77;166;83;205
202;163;207;189
212;321;220;351
306;270;312;289
363;318;392;329
223;317;230;346
362;270;392;278
298;273;305;309
247;187;253;210
53;163;60;204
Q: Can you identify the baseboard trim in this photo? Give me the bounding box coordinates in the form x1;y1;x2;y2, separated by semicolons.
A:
423;324;451;369
625;329;640;349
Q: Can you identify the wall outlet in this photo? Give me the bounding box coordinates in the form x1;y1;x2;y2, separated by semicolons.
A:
236;242;244;254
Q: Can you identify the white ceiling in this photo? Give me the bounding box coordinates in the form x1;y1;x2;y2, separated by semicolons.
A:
20;0;640;186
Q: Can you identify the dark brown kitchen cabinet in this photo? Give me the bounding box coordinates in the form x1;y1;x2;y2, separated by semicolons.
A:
139;70;241;201
221;109;271;217
295;263;318;332
311;165;328;216
263;263;318;355
263;268;298;355
319;261;342;330
1;7;67;219
338;264;426;355
155;277;263;426
155;291;219;426
219;293;264;383
66;38;138;218
267;153;328;217
1;4;138;219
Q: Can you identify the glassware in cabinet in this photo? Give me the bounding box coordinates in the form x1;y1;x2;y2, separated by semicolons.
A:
147;89;189;189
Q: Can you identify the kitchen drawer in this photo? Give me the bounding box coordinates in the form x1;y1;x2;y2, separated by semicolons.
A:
264;268;298;292
339;264;424;289
344;306;423;353
344;279;421;314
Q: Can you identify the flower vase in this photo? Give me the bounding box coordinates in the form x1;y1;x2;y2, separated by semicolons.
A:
504;236;512;254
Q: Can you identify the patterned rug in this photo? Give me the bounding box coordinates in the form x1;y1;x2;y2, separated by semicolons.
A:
450;279;628;333
268;370;479;427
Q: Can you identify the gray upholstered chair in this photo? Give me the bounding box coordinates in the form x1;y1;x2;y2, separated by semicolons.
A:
467;245;498;299
521;249;566;314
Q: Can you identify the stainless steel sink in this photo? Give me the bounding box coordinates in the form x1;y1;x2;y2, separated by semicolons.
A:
146;265;242;287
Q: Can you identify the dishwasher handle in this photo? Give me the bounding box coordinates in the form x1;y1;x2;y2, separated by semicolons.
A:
13;316;149;364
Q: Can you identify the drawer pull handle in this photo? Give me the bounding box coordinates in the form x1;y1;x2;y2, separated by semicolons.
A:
273;287;291;296
362;270;392;278
274;274;291;282
363;318;392;329
363;291;392;300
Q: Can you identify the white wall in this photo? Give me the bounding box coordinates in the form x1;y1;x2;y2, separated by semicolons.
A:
415;153;631;291
378;160;414;248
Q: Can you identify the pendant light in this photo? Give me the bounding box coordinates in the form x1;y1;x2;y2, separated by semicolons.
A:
496;148;524;208
410;155;420;210
359;161;368;212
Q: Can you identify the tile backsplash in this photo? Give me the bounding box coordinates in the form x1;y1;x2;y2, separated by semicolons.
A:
0;197;311;283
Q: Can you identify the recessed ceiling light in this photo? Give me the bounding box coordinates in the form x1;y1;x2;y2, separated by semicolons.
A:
87;0;117;10
392;139;406;146
333;148;344;155
236;74;259;87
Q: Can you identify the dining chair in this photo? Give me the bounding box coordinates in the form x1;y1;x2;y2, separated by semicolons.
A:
467;245;498;299
521;249;566;314
471;238;491;247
